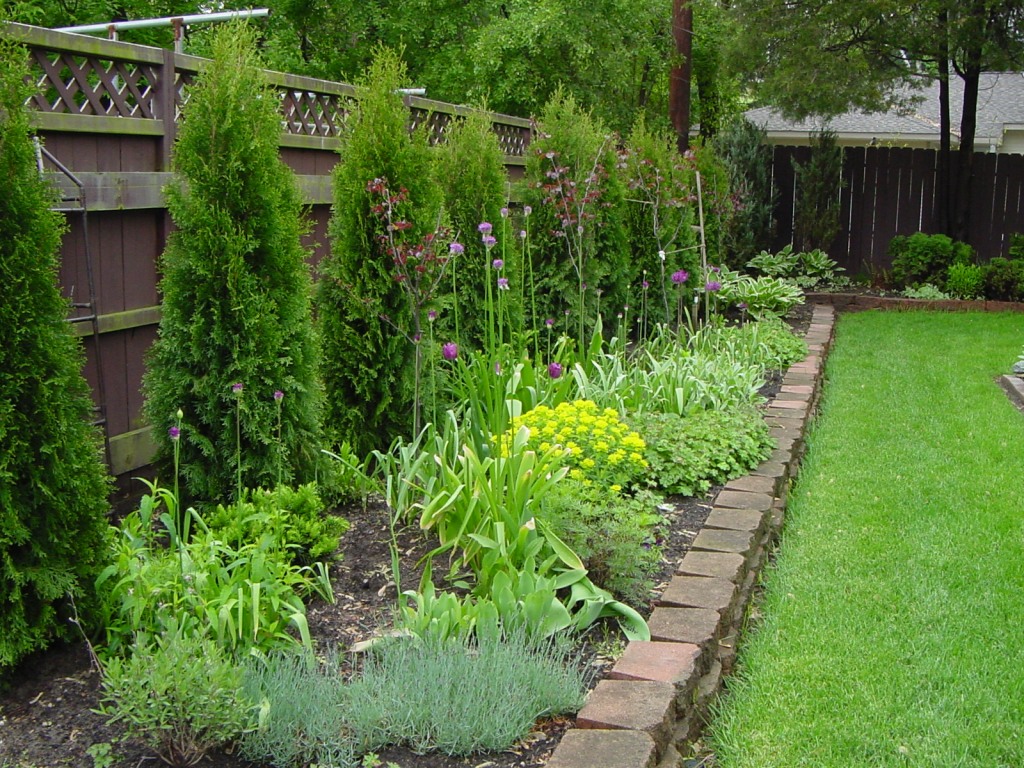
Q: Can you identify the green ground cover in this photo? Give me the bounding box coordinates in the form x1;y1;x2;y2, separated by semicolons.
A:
710;311;1024;767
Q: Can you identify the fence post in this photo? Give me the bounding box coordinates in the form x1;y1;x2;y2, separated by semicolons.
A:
155;48;177;171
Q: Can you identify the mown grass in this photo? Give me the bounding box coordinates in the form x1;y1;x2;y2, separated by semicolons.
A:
709;311;1024;768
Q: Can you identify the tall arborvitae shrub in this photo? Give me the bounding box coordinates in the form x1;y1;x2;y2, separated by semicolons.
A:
319;48;442;455
144;25;325;505
433;107;511;351
718;118;776;266
0;39;112;671
623;117;699;326
793;129;844;253
521;90;631;345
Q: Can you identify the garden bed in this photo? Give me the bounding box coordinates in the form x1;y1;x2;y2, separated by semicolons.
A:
0;306;817;768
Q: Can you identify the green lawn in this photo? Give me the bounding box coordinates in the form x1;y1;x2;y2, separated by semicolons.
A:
709;311;1024;767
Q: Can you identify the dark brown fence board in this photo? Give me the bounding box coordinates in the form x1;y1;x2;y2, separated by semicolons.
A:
773;144;1024;273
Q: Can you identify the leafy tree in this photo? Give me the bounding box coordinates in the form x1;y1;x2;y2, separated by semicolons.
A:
318;47;443;455
725;0;1024;241
0;37;112;671
143;25;325;505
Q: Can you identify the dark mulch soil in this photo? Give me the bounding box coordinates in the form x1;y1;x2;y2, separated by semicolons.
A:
0;494;713;768
1;307;810;768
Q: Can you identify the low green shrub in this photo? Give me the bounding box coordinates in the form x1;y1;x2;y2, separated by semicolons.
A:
718;273;805;320
888;232;973;289
982;257;1024;302
746;245;844;289
97;483;333;657
205;483;348;564
629;407;774;497
98;626;257;768
945;262;984;299
901;283;950;300
241;632;588;766
540;481;665;606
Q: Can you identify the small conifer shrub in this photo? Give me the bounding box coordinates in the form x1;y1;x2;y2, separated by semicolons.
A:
0;38;112;671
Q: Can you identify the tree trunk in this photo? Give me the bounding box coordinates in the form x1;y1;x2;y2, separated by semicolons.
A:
936;10;951;236
669;0;692;155
953;64;982;243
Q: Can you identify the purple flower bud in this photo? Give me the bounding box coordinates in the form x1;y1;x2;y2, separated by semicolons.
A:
548;362;563;379
642;280;650;289
492;258;504;270
274;390;284;402
519;230;527;239
705;281;722;292
232;382;243;394
523;205;532;216
442;342;458;361
168;426;181;440
710;265;721;273
482;235;497;248
449;242;464;255
500;207;509;218
497;277;510;290
671;270;689;285
545;318;555;327
428;310;438;321
478;221;493;235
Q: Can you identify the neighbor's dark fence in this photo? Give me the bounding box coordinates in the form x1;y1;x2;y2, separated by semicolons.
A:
770;145;1024;276
1;21;533;478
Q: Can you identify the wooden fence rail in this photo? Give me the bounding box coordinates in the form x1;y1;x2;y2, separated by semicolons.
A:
2;21;534;479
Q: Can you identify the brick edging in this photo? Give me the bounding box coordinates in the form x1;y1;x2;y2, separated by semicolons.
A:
547;304;837;768
805;292;1024;314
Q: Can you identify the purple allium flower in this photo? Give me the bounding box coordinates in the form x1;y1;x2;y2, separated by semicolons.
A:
671;269;689;285
705;281;722;292
168;425;181;440
738;302;748;310
413;333;422;343
449;242;464;255
428;310;438;322
500;207;509;218
497;277;510;290
519;230;527;239
482;235;497;248
710;265;721;273
232;382;243;394
523;205;532;216
442;342;459;361
274;390;284;402
642;280;650;289
478;221;493;235
544;318;554;328
492;258;504;270
548;362;563;379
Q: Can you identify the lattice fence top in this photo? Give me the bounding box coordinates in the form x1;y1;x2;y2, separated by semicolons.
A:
29;47;158;118
7;21;532;156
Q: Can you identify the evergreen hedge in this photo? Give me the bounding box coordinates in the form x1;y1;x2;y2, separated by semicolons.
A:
0;38;112;671
143;25;325;505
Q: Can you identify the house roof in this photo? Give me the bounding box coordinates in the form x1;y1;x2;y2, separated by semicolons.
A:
746;72;1024;151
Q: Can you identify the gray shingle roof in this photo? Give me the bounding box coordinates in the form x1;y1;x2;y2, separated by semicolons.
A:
746;72;1024;149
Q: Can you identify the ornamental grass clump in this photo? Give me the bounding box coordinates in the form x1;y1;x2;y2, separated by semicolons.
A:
504;400;648;492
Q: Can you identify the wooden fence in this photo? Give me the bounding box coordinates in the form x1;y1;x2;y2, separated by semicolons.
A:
770;145;1024;276
1;21;534;479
